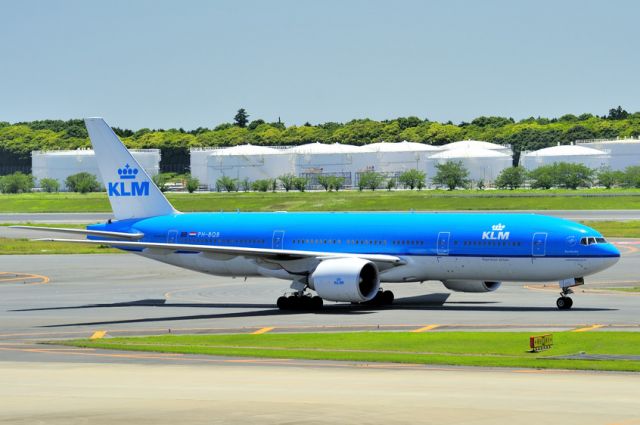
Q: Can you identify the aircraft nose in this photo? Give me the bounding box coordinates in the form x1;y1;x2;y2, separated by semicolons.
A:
602;243;621;263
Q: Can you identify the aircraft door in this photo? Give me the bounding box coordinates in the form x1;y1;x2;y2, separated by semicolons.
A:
437;232;450;256
167;230;178;243
532;232;547;257
272;230;285;249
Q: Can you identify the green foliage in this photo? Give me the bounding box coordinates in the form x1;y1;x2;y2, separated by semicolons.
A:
251;179;273;192
358;171;384;191
316;175;345;192
432;161;470;190
528;163;594;190
495;166;527;190
0;172;34;193
240;178;251;192
185;175;200;193
64;172;100;193
152;172;175;192
398;169;426;190
622;166;640;188
234;108;249;128
39;178;60;193
597;167;625;189
278;174;296;192
216;175;238;192
386;178;396;191
293;176;309;192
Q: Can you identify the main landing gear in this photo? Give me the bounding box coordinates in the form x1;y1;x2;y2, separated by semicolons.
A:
277;293;323;310
364;289;395;306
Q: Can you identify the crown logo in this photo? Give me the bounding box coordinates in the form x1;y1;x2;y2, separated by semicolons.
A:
492;223;506;231
334;277;344;285
117;164;139;180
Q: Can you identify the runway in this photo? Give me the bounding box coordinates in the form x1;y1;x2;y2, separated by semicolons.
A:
1;236;639;424
2;209;640;224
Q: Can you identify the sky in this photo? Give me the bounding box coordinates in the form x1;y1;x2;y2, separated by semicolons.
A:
1;0;639;130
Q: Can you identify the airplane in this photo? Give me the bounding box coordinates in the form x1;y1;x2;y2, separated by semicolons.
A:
14;118;621;311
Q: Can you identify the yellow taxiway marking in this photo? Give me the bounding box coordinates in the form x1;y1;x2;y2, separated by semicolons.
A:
572;324;605;332
0;272;49;284
411;325;440;333
252;327;275;335
90;331;108;340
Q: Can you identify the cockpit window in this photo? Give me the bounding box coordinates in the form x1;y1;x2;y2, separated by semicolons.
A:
580;237;607;245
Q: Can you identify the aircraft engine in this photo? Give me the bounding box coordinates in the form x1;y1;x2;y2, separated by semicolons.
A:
309;258;380;302
442;280;501;293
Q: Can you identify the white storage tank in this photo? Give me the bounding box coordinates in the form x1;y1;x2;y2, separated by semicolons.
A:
440;140;512;155
520;144;609;171
206;144;292;189
32;149;160;190
360;140;442;173
577;138;640;171
428;147;512;186
287;143;377;188
190;147;220;183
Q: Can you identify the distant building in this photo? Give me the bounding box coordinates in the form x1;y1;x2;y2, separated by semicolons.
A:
32;149;160;190
576;138;640;171
520;144;609;171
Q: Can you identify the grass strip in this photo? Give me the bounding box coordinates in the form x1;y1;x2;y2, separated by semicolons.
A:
62;332;640;372
1;190;640;213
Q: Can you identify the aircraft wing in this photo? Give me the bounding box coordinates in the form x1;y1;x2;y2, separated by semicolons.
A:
10;226;144;240
35;238;406;268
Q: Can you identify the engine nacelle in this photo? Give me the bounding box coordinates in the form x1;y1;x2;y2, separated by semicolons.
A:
442;280;501;293
309;258;380;302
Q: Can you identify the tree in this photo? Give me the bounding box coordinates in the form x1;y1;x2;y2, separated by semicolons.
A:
234;108;249;128
622;166;640;188
495;166;527;190
555;163;593;189
607;106;629;120
65;172;100;193
39;178;60;193
386;178;396;191
358;171;384;191
240;178;251;192
293;176;309;192
0;172;34;193
398;169;426;190
432;161;470;190
251;179;273;192
152;172;174;192
185;175;199;193
216;175;237;192
278;174;296;192
528;165;556;189
247;119;265;130
317;175;333;191
597;167;624;189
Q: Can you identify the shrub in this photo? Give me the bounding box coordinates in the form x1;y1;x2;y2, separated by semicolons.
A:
495;166;527;190
432;161;470;190
216;176;237;192
40;178;60;193
278;174;296;192
0;172;34;193
358;171;384;191
398;169;426;190
65;172;100;193
293;176;309;192
252;179;273;192
185;175;199;193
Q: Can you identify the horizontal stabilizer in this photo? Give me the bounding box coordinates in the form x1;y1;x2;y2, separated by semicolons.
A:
11;226;143;240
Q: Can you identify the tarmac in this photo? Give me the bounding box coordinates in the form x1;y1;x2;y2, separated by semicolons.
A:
1;217;639;424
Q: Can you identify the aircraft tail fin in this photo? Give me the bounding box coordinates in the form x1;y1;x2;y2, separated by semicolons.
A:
84;118;178;220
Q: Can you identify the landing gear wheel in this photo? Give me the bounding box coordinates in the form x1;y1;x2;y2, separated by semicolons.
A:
381;290;394;305
556;296;573;310
277;296;289;310
277;294;323;311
